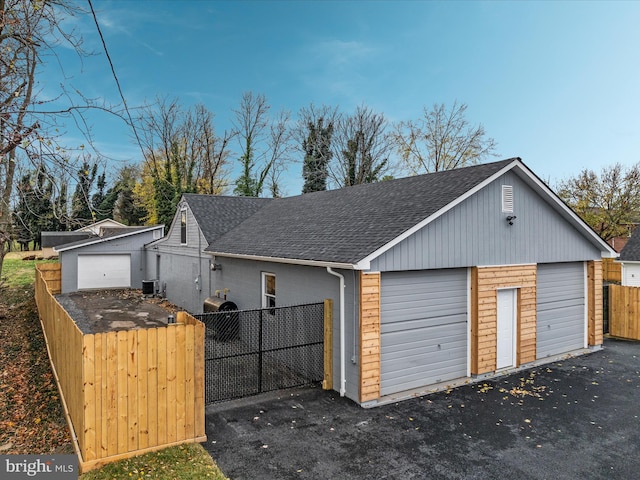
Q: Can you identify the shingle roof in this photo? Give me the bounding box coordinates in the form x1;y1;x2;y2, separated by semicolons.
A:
54;226;162;252
183;194;272;244
619;227;640;261
207;159;517;264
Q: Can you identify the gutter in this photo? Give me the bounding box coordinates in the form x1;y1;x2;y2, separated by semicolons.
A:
326;267;346;397
207;251;356;270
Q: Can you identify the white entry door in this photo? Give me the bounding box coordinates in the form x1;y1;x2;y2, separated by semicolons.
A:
496;289;517;369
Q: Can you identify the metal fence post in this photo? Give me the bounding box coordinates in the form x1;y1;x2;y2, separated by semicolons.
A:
258;309;263;394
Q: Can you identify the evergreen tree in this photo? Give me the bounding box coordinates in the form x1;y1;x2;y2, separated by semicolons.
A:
153;177;177;231
12;174;35;250
11;168;59;249
70;161;98;226
91;171;108;220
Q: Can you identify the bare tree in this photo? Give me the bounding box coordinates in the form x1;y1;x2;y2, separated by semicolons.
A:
232;92;292;197
329;105;393;188
556;163;640;242
136;97;232;226
393;101;497;174
0;0;113;277
265;110;293;198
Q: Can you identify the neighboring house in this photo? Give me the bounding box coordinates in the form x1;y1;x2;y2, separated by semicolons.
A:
55;225;164;293
41;218;127;257
41;232;93;258
607;222;638;253
198;158;615;406
618;226;640;286
75;218;126;235
144;194;270;314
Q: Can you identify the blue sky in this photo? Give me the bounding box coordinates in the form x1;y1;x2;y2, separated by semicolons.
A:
44;0;640;195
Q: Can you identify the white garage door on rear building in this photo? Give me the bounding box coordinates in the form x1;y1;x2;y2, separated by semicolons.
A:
380;268;468;397
77;254;131;290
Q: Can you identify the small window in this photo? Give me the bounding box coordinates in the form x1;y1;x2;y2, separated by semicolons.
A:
262;272;276;313
180;209;187;244
502;185;514;213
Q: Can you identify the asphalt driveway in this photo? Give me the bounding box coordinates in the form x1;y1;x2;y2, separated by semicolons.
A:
205;338;640;480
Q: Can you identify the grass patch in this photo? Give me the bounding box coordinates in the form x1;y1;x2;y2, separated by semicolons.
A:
1;257;57;288
80;443;227;480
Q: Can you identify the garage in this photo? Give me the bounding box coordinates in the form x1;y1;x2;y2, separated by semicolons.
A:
380;268;468;396
622;263;640;286
77;254;131;290
536;262;586;358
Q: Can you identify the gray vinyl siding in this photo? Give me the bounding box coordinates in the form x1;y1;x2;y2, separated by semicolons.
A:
59;231;157;293
536;262;586;358
380;268;468;396
162;202;203;249
213;257;360;402
369;172;602;272
145;247;212;314
145;202;213;314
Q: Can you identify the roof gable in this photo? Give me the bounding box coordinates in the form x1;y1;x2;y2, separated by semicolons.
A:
74;218;126;234
179;194;272;245
208;158;616;267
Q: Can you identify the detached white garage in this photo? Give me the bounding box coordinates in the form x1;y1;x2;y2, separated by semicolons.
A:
77;254;131;290
54;224;164;294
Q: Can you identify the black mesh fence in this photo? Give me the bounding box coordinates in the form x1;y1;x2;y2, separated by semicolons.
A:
196;302;325;404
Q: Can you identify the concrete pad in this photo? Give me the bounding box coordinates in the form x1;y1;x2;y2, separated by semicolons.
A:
55;289;178;334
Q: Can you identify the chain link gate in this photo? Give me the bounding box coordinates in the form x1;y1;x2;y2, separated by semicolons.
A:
196;302;325;404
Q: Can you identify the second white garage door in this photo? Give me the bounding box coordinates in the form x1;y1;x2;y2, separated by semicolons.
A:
536;262;585;358
77;254;131;290
380;268;468;397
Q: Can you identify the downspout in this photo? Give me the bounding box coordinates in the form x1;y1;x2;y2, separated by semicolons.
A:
326;267;346;397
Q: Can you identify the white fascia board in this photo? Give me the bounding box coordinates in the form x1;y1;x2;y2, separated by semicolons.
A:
55;226;164;252
209;251;356;270
355;159;521;269
355;158;617;268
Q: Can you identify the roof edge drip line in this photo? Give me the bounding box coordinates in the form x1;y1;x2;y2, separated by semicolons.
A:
207;252;357;270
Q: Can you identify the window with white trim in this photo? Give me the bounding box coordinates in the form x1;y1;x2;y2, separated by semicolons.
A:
502;185;514;213
262;272;276;312
180;209;187;244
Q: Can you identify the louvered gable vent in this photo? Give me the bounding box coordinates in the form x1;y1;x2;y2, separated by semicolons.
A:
502;185;514;213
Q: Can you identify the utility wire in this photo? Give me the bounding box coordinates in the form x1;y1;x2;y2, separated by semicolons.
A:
87;0;146;161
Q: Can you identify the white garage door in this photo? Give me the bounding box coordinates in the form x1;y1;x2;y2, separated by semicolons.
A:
380;268;468;396
77;254;131;290
537;262;585;358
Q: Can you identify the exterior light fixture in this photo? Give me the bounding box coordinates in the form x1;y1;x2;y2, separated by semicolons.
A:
506;215;517;226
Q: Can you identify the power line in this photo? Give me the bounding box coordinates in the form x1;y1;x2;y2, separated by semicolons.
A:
87;0;145;161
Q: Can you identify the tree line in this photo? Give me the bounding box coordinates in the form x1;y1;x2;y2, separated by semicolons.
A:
8;93;500;250
1;0;638;278
1;0;499;275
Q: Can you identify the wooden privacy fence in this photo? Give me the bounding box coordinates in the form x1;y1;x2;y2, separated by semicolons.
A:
35;264;206;473
602;258;622;283
608;284;640;341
